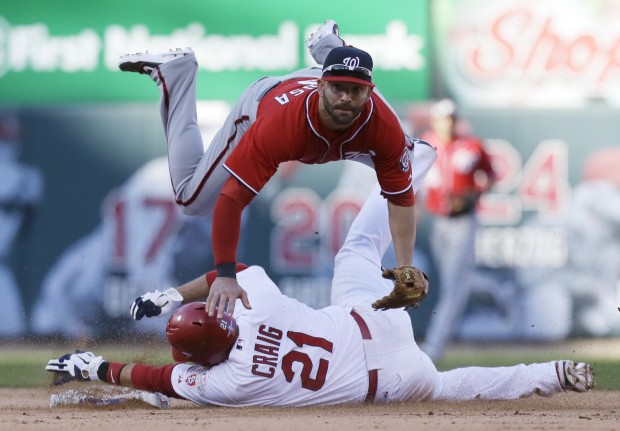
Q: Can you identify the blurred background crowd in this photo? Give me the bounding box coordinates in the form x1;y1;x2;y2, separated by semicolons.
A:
2;0;619;351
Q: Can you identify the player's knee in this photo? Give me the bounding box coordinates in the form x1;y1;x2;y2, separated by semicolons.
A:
178;202;211;217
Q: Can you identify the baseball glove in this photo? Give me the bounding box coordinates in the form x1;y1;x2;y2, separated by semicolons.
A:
372;265;429;310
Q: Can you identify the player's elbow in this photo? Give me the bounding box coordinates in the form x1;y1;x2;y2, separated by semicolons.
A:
178;203;209;217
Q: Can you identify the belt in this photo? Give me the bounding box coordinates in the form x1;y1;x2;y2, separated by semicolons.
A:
350;310;378;403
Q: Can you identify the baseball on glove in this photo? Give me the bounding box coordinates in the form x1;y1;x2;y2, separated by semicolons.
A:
372;265;429;310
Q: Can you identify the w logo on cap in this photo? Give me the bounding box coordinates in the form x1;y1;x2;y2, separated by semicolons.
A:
322;46;375;87
343;57;361;68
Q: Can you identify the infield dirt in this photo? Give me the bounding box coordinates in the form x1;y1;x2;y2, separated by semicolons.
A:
1;387;618;431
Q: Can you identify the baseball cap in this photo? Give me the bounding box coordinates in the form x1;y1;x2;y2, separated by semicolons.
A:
321;46;375;87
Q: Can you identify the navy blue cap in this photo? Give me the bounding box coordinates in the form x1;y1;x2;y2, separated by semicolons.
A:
322;46;375;87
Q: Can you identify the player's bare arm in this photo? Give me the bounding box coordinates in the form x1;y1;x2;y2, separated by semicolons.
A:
129;266;250;320
387;201;416;266
129;275;204;320
117;363;136;387
175;275;210;302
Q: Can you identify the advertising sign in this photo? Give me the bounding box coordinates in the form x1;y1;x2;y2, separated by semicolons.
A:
0;0;430;103
433;0;620;108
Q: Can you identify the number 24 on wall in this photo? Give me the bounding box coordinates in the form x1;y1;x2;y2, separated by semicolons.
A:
479;139;571;225
269;139;571;269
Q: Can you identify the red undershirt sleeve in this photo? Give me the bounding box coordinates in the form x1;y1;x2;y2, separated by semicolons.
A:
130;364;180;398
380;189;415;207
212;176;256;265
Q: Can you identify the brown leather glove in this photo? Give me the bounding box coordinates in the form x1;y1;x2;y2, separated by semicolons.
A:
372;266;429;310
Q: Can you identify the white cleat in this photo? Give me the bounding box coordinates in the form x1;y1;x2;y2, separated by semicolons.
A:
118;47;194;75
306;20;342;49
557;360;594;392
306;20;346;65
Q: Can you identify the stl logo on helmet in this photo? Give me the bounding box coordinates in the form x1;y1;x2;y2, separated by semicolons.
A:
185;374;197;387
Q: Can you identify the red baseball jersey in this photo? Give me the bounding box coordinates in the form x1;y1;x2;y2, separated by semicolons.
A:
223;78;414;206
421;131;495;216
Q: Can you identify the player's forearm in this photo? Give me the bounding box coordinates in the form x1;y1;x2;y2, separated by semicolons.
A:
212;176;256;277
212;194;244;278
387;201;416;266
169;264;250;304
175;275;211;303
119;363;135;386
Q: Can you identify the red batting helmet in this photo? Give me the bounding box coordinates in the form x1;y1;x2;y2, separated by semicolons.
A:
166;302;238;367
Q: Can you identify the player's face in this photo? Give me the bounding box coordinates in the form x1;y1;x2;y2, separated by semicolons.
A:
318;80;372;129
430;116;455;142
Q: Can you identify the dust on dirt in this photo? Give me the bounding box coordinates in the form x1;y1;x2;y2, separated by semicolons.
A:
1;387;618;431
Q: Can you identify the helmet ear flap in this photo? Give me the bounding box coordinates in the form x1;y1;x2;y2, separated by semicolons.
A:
166;302;237;366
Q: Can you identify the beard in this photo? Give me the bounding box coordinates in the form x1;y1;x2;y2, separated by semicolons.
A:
322;98;364;126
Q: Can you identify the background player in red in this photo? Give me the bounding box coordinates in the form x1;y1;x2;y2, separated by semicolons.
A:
418;99;496;361
46;183;593;406
118;22;436;319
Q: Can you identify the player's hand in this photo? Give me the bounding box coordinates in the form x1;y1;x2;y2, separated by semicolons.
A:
372;266;429;310
45;350;105;385
130;288;184;320
206;277;252;319
448;193;478;217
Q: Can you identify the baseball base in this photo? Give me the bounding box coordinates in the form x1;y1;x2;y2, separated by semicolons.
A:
50;385;171;409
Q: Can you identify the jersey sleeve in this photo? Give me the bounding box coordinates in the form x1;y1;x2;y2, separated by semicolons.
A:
223;117;296;195
371;128;414;207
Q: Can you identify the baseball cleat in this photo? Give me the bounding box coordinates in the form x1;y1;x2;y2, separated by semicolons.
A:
118;47;193;74
306;20;346;65
556;360;594;392
306;20;343;49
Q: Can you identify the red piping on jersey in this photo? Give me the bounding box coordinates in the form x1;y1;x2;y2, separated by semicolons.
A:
305;90;330;159
157;68;170;112
350;310;378;403
337;97;373;160
157;70;175;196
174;115;251;207
304;90;374;164
381;183;413;196
222;164;259;195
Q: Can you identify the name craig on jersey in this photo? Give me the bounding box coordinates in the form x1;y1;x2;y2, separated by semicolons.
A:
251;324;283;378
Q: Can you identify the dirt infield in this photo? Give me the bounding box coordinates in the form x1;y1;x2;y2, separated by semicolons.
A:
1;387;618;431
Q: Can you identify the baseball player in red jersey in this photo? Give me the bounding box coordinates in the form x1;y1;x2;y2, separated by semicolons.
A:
418;99;496;361
118;21;436;320
46;183;593;406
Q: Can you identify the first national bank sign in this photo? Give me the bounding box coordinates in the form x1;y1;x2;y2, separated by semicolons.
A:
0;20;423;75
0;2;429;104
